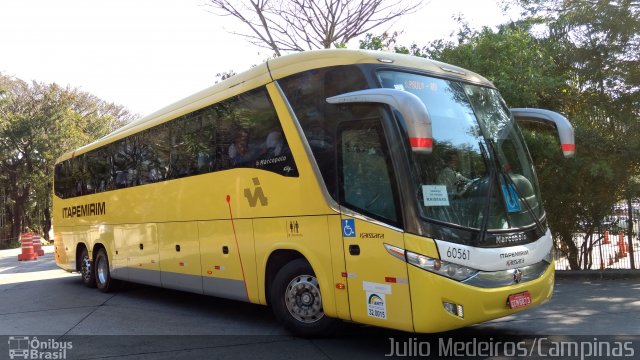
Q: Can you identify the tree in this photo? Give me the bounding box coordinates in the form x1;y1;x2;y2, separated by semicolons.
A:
362;13;639;268
0;74;135;244
426;21;571;108
207;0;422;56
359;31;428;57
510;0;639;148
506;0;640;268
415;22;611;269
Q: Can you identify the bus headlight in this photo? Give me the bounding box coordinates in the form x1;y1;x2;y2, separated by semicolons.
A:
406;250;478;281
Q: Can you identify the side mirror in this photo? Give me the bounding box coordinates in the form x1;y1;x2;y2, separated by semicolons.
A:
510;108;575;158
327;89;433;154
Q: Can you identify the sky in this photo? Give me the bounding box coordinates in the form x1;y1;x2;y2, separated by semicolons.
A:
0;0;519;116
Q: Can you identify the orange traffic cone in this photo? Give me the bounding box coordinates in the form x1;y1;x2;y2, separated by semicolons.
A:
618;231;627;257
32;233;45;256
603;230;610;244
17;233;38;261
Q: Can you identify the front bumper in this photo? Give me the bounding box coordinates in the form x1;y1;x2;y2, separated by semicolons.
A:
409;260;554;333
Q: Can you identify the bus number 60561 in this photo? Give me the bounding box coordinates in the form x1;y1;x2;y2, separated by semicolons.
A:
446;247;470;261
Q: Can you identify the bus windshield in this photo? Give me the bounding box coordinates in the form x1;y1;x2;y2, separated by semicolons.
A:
377;71;543;231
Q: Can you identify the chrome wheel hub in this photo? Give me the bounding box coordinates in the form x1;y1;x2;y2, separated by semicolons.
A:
96;257;107;285
81;255;92;281
285;274;324;323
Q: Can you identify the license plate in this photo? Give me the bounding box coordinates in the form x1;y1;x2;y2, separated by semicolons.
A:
507;291;532;309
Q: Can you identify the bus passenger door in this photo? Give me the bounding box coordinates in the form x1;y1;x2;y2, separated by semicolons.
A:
338;120;414;332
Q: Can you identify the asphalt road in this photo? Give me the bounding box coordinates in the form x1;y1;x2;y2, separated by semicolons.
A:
1;246;639;359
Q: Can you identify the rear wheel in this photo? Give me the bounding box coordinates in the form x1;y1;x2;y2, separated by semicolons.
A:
94;248;115;293
79;247;96;288
269;259;336;337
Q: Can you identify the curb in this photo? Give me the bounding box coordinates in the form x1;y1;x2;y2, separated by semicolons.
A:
555;269;640;280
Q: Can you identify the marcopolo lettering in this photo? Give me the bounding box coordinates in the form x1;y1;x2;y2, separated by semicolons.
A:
62;202;106;219
255;156;287;167
495;232;527;245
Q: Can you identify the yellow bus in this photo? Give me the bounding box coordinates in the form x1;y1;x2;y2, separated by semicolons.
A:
53;49;574;336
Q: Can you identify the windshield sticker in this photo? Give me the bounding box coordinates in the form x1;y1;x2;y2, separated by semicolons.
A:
501;184;522;213
404;80;425;90
393;84;405;91
422;185;450;206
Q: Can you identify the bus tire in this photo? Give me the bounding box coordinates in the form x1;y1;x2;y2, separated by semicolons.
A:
94;248;115;293
79;247;96;288
269;258;336;337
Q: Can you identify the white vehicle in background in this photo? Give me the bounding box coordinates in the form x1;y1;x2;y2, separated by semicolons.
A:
602;215;627;232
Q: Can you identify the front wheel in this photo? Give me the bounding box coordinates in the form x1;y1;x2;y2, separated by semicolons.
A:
94;248;116;293
269;259;336;337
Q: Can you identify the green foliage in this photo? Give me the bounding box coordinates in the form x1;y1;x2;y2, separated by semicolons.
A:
524;124;626;268
426;21;570;108
420;18;635;267
360;1;639;268
0;74;135;243
359;32;428;57
512;0;639;268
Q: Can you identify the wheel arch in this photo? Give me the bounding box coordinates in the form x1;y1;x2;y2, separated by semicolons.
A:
92;242;107;260
264;249;306;306
262;246;338;319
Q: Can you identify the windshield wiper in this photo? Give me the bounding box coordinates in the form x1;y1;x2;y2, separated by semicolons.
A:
478;141;496;243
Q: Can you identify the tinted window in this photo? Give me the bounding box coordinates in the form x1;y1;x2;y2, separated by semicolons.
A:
339;120;399;224
54;87;297;199
279;65;370;200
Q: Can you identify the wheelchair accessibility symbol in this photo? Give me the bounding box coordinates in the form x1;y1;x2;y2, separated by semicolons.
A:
342;219;356;237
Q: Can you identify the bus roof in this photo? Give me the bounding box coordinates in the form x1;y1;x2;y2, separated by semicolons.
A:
56;49;493;163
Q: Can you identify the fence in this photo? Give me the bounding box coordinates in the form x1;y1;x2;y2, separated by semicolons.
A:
554;220;640;270
0;235;20;250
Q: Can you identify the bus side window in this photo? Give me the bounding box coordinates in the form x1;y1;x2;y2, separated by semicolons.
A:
227;127;258;166
220;88;298;176
338;119;399;225
54;86;295;199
